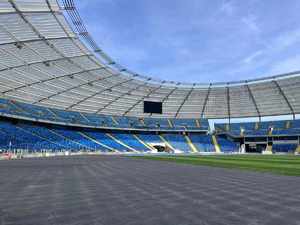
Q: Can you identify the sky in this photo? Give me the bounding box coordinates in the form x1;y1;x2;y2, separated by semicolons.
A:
74;0;300;83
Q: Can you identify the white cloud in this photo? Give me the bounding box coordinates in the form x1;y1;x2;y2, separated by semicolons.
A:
220;0;235;16
268;55;300;75
241;14;260;33
243;50;263;64
270;29;300;52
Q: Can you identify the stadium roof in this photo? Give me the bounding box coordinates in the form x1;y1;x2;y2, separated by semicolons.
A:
0;0;299;119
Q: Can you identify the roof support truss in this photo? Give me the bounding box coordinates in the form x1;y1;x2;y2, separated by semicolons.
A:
96;81;151;113
34;71;116;104
8;0;103;83
122;85;163;116
0;10;56;15
46;0;103;69
62;0;107;57
2;67;105;95
175;86;194;118
66;76;137;110
200;84;211;119
245;82;261;121
161;87;178;103
227;85;231;123
0;18;75;47
273;80;295;119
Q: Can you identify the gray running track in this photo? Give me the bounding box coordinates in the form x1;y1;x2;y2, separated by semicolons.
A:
0;156;300;225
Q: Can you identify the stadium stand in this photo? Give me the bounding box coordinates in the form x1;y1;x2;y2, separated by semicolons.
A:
83;132;130;152
217;137;239;153
1;0;300;120
189;134;215;152
110;133;150;152
272;143;298;153
0;119;219;153
0;98;207;131
0;0;299;156
215;120;300;137
162;134;192;153
137;134;164;145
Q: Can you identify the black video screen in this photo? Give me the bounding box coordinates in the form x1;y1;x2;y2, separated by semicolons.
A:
144;101;162;114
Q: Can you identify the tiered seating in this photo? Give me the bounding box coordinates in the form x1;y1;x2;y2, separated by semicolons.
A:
83;113;107;126
137;134;163;145
272;143;297;153
0;121;62;151
217;137;239;153
171;119;196;128
142;118;170;128
13;101;56;121
112;133;150;152
50;128;99;151
0;119;242;154
50;109;87;124
83;132;131;152
189;135;215;152
162;134;191;152
214;123;227;132
0;99;30;118
231;122;267;136
216;120;300;137
0;98;208;131
171;118;209;130
17;124;82;151
114;117;142;128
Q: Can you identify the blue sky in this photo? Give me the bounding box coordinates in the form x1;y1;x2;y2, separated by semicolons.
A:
75;0;300;83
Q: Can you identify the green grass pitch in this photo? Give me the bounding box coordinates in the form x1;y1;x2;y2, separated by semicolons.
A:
135;155;300;176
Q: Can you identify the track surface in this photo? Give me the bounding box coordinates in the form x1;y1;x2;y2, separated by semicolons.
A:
0;156;300;225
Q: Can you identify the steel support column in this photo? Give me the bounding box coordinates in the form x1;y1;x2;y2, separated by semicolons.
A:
175;85;195;118
245;82;261;122
273;80;295;120
200;84;212;119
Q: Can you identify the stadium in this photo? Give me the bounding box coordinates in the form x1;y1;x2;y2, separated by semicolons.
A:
0;0;300;224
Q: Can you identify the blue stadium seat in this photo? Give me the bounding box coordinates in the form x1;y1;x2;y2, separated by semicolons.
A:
162;134;191;152
272;143;297;153
112;133;150;152
0;97;210;131
189;135;215;152
217;137;239;153
84;132;132;152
